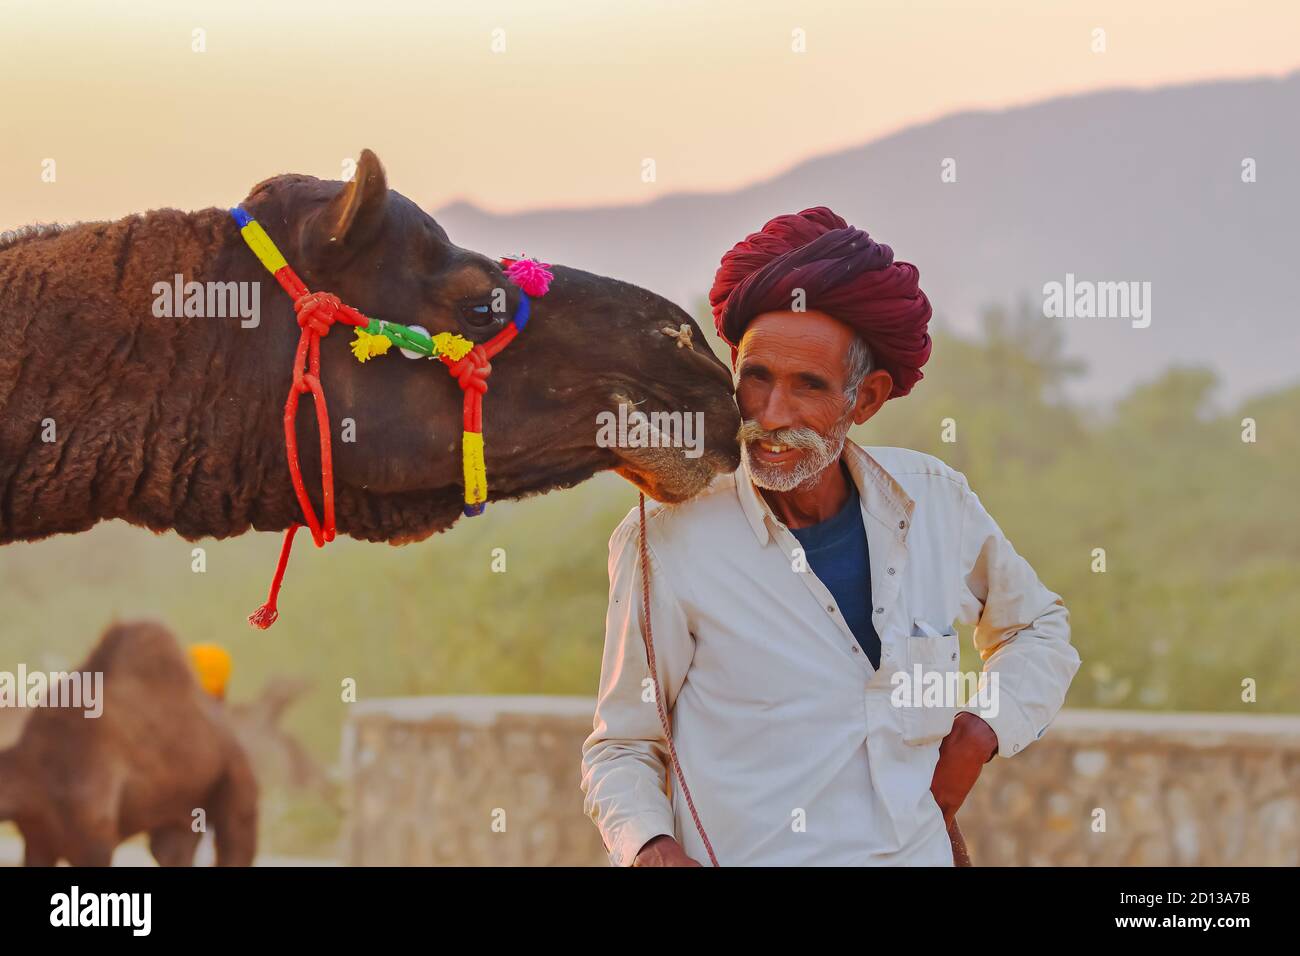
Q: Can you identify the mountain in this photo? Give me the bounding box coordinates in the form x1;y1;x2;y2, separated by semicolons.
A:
434;71;1300;404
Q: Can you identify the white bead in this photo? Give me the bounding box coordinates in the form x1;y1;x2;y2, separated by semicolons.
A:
401;324;430;360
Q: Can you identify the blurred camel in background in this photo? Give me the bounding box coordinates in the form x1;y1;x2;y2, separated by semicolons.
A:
0;620;257;866
0;627;335;865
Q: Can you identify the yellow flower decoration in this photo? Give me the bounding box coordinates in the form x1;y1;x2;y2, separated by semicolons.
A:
432;332;474;361
351;327;393;363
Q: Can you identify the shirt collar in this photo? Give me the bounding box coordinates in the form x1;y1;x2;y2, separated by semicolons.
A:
736;440;916;546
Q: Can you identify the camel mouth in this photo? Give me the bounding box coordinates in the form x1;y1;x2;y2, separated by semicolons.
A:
612;443;730;503
613;456;729;504
604;390;740;501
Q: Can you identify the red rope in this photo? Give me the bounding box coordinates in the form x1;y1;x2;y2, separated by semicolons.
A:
248;281;368;628
441;322;517;433
637;493;719;866
247;522;301;630
249;280;519;629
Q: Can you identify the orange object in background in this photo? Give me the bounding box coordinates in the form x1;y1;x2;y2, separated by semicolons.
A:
188;644;232;700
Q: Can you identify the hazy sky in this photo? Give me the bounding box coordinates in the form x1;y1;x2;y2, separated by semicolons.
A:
2;0;1297;228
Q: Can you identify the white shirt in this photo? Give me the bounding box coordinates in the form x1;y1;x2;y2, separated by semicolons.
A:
580;441;1081;866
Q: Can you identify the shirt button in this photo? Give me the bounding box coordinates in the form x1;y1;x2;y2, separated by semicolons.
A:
851;647;860;653
898;520;906;529
887;567;895;575
874;607;884;615
827;604;836;613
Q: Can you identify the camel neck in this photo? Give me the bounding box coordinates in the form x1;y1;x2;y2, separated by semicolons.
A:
0;207;301;543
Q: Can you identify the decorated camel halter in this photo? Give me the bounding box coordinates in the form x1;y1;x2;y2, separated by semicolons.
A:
228;206;552;629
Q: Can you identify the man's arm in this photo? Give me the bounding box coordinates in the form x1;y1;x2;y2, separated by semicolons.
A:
956;474;1082;758
580;514;698;866
930;474;1080;837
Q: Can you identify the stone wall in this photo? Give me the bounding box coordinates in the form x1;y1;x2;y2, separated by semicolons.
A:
342;696;609;866
960;710;1300;866
342;699;1300;866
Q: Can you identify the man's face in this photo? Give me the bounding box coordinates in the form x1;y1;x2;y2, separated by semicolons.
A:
735;310;867;492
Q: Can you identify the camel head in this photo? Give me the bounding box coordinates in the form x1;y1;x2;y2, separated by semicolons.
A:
240;150;741;542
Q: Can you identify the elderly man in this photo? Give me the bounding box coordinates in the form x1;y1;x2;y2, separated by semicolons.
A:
580;207;1080;866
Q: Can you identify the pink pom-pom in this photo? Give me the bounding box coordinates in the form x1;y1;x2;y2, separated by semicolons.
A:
504;257;553;297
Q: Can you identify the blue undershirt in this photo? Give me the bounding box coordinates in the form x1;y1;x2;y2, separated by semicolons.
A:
788;474;881;669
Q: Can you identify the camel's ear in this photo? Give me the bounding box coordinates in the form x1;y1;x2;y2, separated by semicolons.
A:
303;148;388;261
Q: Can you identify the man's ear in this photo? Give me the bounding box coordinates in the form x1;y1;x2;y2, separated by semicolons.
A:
302;148;388;262
852;369;893;425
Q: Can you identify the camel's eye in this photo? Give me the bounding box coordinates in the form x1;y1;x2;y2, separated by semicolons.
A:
458;297;505;331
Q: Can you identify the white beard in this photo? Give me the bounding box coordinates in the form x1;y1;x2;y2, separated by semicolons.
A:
743;412;854;493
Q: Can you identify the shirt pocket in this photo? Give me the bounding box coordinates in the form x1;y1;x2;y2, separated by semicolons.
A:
899;618;961;747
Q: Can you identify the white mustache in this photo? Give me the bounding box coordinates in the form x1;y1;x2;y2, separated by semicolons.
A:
736;420;832;454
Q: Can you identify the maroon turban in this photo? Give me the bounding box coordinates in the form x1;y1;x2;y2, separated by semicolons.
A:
709;206;933;399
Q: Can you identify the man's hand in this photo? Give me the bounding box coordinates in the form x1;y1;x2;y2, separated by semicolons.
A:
930;711;998;829
632;834;702;867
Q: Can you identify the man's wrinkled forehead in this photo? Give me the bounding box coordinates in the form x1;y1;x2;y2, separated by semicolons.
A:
737;309;857;375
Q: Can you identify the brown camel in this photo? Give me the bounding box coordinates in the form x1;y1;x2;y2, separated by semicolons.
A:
0;620;258;866
0;149;741;552
1;667;332;808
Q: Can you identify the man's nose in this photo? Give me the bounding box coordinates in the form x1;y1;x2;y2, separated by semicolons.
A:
755;384;797;433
